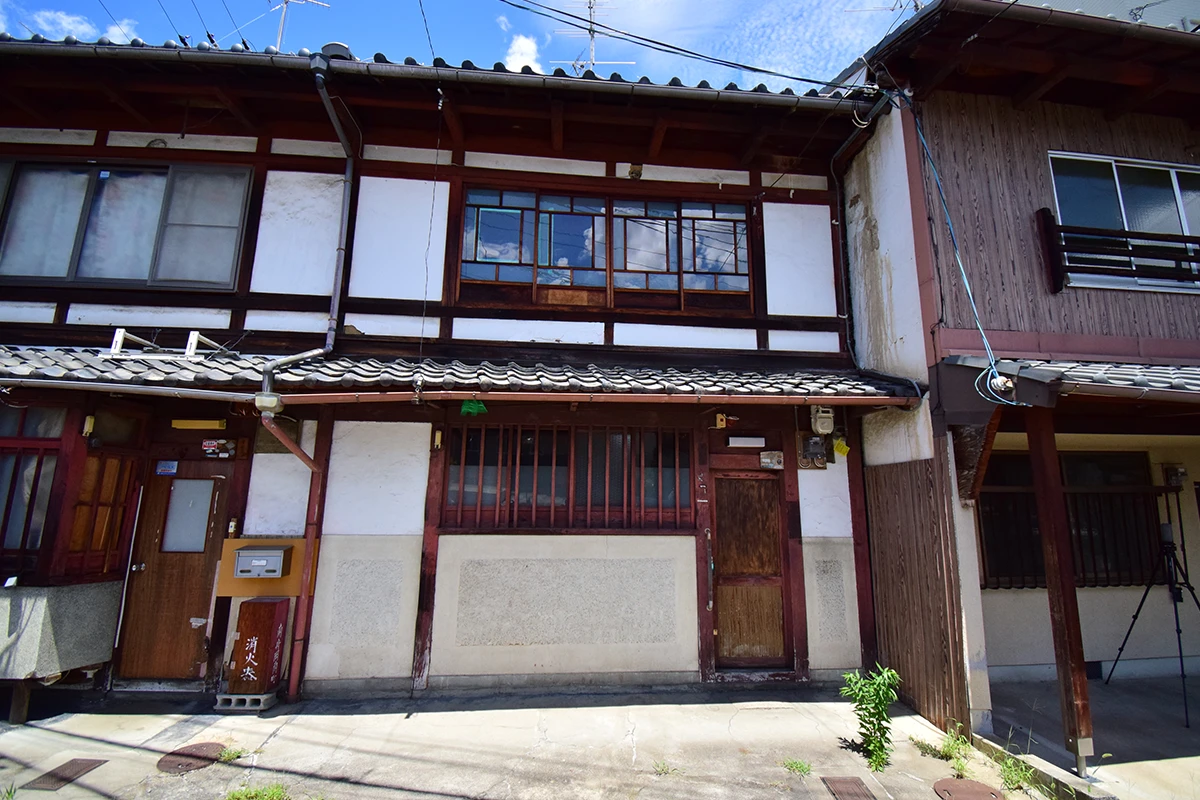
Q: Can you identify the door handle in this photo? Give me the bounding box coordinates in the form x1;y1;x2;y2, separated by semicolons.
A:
705;528;714;612
130;563;146;572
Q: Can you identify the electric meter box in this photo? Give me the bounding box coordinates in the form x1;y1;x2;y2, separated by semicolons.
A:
233;545;293;579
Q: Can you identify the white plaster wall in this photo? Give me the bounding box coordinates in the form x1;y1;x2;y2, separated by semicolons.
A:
761;173;828;191
343;313;439;339
861;402;935;467
250;171;342;296
364;145;452;165
845;109;928;382
613;323;756;350
244;310;328;333
349;177;449;301
65;304;231;329
798;460;852;538
323;421;431;537
465;152;605;176
0;301;56;324
0;128;95;145
244;421;317;538
306;534;422;680
615;163;750;185
270;139;343;158
453;317;604;345
768;330;841;353
430;535;699;677
803;537;862;672
107;132;257;152
762;203;838;318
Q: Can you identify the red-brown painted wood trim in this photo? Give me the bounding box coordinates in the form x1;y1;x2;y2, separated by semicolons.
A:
1025;405;1092;755
899;105;942;371
780;419;809;679
285;405;334;703
694;431;716;682
845;412;878;668
411;421;448;690
41;406;87;582
936;326;1200;365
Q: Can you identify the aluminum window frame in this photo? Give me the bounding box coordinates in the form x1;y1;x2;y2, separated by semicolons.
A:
0;160;253;292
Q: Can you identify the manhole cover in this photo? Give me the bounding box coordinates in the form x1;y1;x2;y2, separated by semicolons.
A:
156;742;226;774
933;778;1005;799
22;758;106;790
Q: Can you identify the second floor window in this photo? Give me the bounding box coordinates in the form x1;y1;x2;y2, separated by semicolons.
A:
0;162;251;289
460;188;752;311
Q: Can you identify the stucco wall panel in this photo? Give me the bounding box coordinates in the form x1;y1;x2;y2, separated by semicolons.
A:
349;177;449;301
612;323;756;350
323;421;430;536
250;171;342;296
244;420;317;538
430;535;698;677
763;203;838;318
798;460;852;538
802;537;861;672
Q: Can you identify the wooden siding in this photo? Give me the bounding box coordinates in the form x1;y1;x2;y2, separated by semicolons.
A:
863;441;968;731
915;92;1200;341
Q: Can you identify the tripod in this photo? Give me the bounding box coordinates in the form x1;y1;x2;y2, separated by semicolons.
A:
1106;524;1200;727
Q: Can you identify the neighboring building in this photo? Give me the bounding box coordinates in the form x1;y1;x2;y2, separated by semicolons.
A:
0;34;919;712
840;0;1200;775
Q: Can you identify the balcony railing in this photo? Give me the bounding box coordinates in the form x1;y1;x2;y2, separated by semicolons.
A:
977;485;1178;589
1037;208;1200;293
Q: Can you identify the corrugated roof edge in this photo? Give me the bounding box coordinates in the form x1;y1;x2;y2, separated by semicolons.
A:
0;34;878;113
832;0;1200;90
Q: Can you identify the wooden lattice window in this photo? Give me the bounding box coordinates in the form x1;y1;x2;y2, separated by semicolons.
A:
443;425;695;530
62;453;141;580
0;406;66;578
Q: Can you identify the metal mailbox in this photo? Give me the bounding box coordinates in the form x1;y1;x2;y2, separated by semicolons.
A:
233;545;293;579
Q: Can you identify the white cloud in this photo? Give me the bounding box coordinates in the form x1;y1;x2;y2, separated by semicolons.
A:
0;1;8;35
504;33;542;73
496;14;511;32
29;10;97;39
104;18;137;43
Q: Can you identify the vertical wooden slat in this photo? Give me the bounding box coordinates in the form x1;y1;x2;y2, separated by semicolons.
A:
455;426;467;527
694;426;715;681
474;426;486;528
513;424;522;528
639;430;646;528
1026;406;1092;760
604;426;611;527
586;427;594;528
411;418;448;692
656;428;664;529
622;427;630;528
567;429;577;528
673;430;681;529
15;452;45;555
531;428;541;526
493;426;505;528
549;426;557;528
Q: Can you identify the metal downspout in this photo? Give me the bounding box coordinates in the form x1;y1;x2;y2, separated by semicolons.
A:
278;53;358;704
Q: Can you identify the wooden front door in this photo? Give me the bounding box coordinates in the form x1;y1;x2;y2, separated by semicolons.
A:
117;460;231;680
712;474;790;669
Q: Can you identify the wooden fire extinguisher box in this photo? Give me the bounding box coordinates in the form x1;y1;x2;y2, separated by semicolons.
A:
227;598;289;695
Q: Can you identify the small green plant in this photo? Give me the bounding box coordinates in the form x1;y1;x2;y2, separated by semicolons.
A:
909;723;972;778
2;783;16;800
218;746;248;763
225;784;291;800
780;758;812;777
997;752;1036;791
840;665;901;772
652;759;680;776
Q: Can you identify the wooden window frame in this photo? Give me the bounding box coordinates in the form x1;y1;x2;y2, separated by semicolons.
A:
456;186;756;316
0;160;253;292
439;423;698;532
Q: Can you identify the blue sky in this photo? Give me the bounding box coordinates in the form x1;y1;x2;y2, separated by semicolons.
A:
0;0;918;92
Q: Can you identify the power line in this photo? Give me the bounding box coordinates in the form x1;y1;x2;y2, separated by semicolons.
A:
416;0;436;60
498;0;873;91
219;0;251;49
187;0;217;44
153;0;187;45
95;0;131;42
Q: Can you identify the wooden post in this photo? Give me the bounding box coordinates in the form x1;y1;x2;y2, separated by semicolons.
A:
845;412;878;669
1026;406;1093;772
411;422;448;690
8;680;32;724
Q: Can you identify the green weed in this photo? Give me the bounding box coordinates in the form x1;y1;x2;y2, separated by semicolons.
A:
2;782;16;800
840;665;901;772
780;758;812;777
225;784;291;800
218;746;248;763
652;759;680;776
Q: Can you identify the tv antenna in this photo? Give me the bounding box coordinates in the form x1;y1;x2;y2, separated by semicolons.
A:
272;0;331;51
548;0;635;75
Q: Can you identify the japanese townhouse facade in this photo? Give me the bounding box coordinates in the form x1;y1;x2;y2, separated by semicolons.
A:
0;36;919;706
838;0;1200;776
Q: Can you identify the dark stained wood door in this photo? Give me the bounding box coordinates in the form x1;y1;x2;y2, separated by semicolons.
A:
712;474;790;669
117;460;231;680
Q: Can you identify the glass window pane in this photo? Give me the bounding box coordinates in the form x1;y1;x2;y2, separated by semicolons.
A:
647;201;677;219
1061;453;1150;487
1178;172;1200;236
22;408;65;438
648;273;679;291
0;454;14;544
1117;167;1183;235
539;195;570;212
1051;157;1123;229
161;478;214;553
614;200;645;217
684;273;716;290
615;272;645;289
0;167;90;278
537;212;550;266
715;203;746;220
536;268;571;285
166;170;247;228
593;218;606;269
476;208;523;262
2;454;51;549
466;188;500;206
77;170;167;281
717;275;750;292
462;208;477;261
498;265;533;283
550;214;596;267
736;222;749;272
574;269;606;287
0;407;19;437
681;201;713;219
573;198;604;215
693;220;738;273
23;454;56;551
503;191;536;209
462;262;496;281
156;225;238;285
622;219;668;272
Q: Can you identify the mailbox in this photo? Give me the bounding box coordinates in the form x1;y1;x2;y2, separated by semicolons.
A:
233;545;293;579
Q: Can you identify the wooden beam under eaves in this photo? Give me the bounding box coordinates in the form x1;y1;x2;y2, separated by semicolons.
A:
1104;78;1171;121
648;117;669;160
0;87;49;125
441;98;466;148
913;58;961;100
738;129;769;167
213;88;256;132
99;84;150;125
550;101;564;152
1012;65;1072;109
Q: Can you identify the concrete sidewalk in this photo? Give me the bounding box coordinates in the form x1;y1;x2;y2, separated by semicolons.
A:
0;686;1010;800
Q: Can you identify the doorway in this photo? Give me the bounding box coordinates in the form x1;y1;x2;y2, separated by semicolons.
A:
711;472;792;670
117;460;231;680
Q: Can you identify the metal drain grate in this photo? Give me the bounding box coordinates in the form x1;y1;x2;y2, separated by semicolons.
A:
156;742;226;774
22;758;107;790
822;777;877;800
933;777;1005;798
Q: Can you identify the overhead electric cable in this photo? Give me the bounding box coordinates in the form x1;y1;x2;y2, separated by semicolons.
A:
416;0;443;364
220;0;252;48
187;0;217;44
153;0;188;44
95;0;131;42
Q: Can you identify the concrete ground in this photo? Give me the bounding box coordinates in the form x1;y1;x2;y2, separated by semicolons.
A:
0;685;1012;800
990;676;1200;800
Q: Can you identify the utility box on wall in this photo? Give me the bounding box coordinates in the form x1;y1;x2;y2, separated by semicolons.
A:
227;598;289;695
